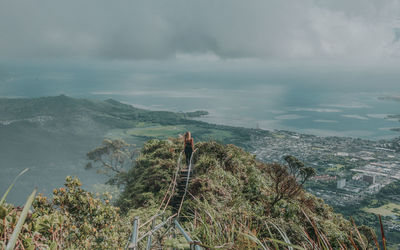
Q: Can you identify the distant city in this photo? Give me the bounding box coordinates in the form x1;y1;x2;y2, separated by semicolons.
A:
248;130;400;208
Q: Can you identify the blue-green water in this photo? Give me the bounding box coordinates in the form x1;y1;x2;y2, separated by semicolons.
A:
1;60;400;140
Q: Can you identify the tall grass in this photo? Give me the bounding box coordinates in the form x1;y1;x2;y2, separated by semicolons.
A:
0;168;29;206
178;192;389;250
5;188;37;250
1;168;37;250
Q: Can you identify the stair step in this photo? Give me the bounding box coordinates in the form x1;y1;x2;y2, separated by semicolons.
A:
168;163;196;210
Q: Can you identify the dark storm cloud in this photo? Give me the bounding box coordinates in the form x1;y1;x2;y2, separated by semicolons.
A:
0;0;399;60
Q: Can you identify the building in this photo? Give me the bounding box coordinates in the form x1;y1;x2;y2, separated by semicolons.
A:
366;183;382;194
337;179;346;189
362;175;376;185
312;175;337;182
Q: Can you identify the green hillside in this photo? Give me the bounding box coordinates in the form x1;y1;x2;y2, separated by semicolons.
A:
0;95;225;204
0;138;377;249
0;96;396;248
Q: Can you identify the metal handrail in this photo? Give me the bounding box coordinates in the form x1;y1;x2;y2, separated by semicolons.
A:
177;149;198;216
137;213;177;242
174;220;202;250
138;211;165;230
159;151;184;212
126;217;139;250
125;147;201;249
162;150;184;212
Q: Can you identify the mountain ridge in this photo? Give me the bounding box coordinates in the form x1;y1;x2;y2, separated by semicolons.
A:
0;137;376;249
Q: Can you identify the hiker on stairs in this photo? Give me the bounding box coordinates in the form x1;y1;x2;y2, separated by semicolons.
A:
184;131;194;166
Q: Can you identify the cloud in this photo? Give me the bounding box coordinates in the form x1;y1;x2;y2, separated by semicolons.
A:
0;0;399;60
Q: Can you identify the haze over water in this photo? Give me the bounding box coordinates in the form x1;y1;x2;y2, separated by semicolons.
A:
1;60;400;140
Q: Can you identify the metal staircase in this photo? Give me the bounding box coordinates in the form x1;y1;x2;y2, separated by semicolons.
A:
125;150;202;250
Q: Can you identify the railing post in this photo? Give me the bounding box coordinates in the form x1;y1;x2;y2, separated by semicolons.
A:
174;220;201;250
172;221;176;250
128;217;140;250
146;218;155;250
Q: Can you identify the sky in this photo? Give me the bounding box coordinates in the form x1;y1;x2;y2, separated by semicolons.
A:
1;0;400;63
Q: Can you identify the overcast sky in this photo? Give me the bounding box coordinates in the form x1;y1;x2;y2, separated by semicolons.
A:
0;0;399;63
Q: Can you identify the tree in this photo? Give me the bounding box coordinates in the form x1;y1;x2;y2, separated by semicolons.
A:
283;155;316;185
267;163;300;207
267;156;316;207
86;139;135;185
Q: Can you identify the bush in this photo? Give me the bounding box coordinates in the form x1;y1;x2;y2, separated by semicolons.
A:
1;176;131;249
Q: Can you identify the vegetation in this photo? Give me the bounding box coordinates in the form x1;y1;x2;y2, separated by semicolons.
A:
1;95;392;248
114;137;374;248
337;180;400;249
86;139;136;186
0;95;243;206
1;136;387;249
1;176;132;249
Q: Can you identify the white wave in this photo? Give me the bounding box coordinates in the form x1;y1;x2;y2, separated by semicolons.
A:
341;114;369;120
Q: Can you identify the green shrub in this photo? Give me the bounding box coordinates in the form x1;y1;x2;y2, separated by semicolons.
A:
1;176;132;249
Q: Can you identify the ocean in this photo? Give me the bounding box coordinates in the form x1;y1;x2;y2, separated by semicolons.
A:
1;59;399;140
1;59;400;204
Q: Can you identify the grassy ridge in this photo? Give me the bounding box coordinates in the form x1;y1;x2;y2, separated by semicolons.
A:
117;138;373;248
0;137;381;249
